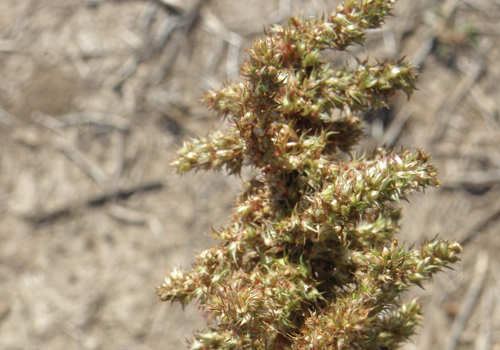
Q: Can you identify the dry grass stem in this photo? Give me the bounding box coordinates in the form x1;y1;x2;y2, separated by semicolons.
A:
445;252;489;350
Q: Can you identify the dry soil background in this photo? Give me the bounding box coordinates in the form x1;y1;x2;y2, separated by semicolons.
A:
0;0;500;349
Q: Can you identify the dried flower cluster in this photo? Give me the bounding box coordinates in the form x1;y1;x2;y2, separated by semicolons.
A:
157;1;462;349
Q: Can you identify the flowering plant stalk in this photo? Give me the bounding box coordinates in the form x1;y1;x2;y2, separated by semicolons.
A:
157;1;462;349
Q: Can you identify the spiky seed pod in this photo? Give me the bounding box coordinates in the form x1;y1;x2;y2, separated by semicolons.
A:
158;1;462;349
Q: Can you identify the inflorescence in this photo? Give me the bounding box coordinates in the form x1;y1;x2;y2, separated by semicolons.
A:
158;1;462;349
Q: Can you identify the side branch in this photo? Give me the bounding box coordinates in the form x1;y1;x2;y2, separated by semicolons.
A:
171;129;245;174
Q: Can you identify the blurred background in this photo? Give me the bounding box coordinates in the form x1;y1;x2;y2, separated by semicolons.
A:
0;0;499;349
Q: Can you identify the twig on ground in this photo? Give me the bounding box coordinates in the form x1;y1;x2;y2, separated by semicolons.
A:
383;27;398;58
53;136;111;190
430;39;493;143
381;106;411;147
469;85;500;146
476;287;493;350
25;181;164;224
412;0;462;67
226;33;241;79
459;196;500;245
435;146;500;168
111;55;140;90
111;0;185;13
200;8;243;79
108;205;148;225
66;41;92;81
411;32;434;68
62;112;131;131
154;16;182;49
87;182;164;206
442;171;500;189
119;27;144;51
138;2;159;32
111;130;126;180
200;8;242;54
204;36;225;76
155;0;186;15
153;0;202;83
442;0;462;18
122;84;138;117
392;1;418;51
31;111;65;133
445;252;489;350
81;293;107;332
108;204;164;237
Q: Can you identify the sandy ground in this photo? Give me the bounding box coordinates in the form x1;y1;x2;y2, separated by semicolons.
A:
0;0;500;349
